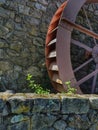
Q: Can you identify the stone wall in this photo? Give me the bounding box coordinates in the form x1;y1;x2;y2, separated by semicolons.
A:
0;0;65;92
0;93;97;130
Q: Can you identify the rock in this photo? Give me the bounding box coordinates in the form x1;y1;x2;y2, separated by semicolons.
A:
89;123;98;130
61;96;89;114
0;49;5;58
14;66;22;72
32;98;60;113
0;25;9;37
8;96;30;114
18;5;30;15
0;0;5;6
25;66;42;77
7;49;20;57
0;124;6;130
10;42;22;52
7;120;30;130
11;114;29;123
33;37;44;46
0;61;11;72
35;3;46;12
2;104;10;116
0;39;8;48
5;20;14;30
88;110;98;123
89;97;98;109
31;113;57;130
0;99;5;112
53;120;67;130
41;127;55;130
0;7;9;18
38;0;48;6
66;128;76;130
68;114;90;129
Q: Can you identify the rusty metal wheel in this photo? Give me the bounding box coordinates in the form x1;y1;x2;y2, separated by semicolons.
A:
45;0;98;94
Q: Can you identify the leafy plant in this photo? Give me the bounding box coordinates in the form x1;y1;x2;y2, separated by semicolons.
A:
26;74;50;94
65;80;77;94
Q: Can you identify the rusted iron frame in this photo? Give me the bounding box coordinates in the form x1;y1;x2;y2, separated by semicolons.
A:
45;0;98;93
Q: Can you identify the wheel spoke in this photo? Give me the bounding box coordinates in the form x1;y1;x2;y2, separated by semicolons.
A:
71;39;92;52
74;58;93;73
77;68;98;86
91;64;98;93
61;18;98;40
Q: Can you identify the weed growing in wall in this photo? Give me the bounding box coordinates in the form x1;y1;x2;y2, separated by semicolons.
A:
65;81;77;94
26;74;50;94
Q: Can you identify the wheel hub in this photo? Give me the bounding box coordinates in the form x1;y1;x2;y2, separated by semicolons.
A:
92;45;98;64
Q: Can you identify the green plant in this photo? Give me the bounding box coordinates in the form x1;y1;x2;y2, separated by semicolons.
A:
65;80;77;94
26;74;50;94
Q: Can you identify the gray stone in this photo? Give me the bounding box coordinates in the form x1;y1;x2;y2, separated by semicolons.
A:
7;49;20;57
38;0;48;6
32;98;60;112
0;39;8;48
68;115;90;129
11;114;29;123
66;128;76;130
2;104;10;116
29;8;42;18
89;123;98;130
0;7;9;18
33;37;44;46
53;120;67;130
0;49;5;58
0;61;11;72
31;113;57;129
25;66;42;77
0;124;6;130
61;97;89;114
35;3;46;12
41;127;55;130
18;5;30;15
88;110;98;123
5;20;14;30
8;96;30;114
0;99;5;112
0;0;5;5
14;66;22;72
89;97;98;109
62;115;68;120
10;42;22;52
0;25;9;37
7;120;30;130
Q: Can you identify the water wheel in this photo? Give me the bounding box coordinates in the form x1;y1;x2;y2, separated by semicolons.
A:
45;0;98;94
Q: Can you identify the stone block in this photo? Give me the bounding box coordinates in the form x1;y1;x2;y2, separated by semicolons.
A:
8;96;30;114
32;98;60;113
53;120;67;130
0;99;5;112
18;5;30;15
0;124;6;130
31;113;57;130
89;97;98;109
7;120;30;130
11;114;29;123
61;96;89;114
0;0;5;5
